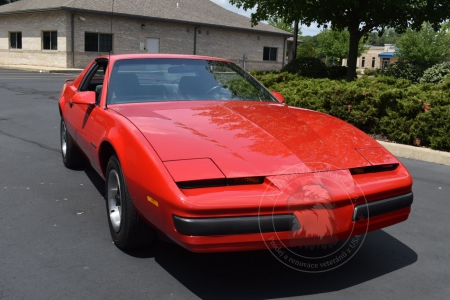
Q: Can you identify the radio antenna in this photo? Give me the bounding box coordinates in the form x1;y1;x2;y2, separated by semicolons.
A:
109;0;114;58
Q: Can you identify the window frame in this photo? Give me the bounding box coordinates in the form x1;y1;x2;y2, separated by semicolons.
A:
372;57;376;68
42;31;57;50
9;32;22;49
361;57;365;68
263;47;278;62
85;32;113;53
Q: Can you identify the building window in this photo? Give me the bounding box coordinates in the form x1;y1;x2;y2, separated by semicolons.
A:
382;58;390;68
43;31;57;50
263;47;277;61
361;57;365;68
10;32;22;49
85;33;113;52
372;57;375;68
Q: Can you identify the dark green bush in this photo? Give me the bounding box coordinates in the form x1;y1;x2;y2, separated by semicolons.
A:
281;57;328;78
378;61;424;83
363;68;378;76
327;66;348;80
420;63;450;84
252;72;450;151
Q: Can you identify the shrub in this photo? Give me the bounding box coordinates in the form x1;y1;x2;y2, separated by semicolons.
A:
378;61;424;83
363;68;378;76
420;63;450;84
281;57;328;78
327;66;348;80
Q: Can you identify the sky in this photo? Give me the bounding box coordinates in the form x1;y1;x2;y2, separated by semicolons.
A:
209;0;322;36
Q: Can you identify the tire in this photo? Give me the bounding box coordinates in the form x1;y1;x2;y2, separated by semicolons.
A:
105;155;156;250
60;118;84;169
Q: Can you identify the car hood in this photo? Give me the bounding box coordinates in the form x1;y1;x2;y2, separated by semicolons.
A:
111;101;382;178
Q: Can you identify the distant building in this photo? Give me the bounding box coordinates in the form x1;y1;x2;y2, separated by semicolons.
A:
0;0;291;70
342;44;398;69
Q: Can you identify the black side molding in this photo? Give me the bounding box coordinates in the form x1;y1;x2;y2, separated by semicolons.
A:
173;214;300;236
353;192;413;221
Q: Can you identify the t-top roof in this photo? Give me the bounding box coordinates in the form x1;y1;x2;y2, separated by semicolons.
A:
0;0;292;36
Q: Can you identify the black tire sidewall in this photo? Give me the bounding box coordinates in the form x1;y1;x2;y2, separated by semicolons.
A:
105;155;134;248
60;118;83;168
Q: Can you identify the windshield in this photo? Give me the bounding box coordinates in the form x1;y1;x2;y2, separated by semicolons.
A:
107;58;277;104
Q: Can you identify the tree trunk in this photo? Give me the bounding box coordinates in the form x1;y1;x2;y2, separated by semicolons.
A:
293;20;299;59
347;28;361;82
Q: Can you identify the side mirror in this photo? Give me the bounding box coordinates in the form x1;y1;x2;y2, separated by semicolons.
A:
72;91;96;105
271;91;285;103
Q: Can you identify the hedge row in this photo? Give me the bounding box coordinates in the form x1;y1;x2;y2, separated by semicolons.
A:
268;57;348;79
252;72;450;151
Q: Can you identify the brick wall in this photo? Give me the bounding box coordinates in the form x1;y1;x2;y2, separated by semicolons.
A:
73;13;285;70
0;10;286;71
0;11;69;67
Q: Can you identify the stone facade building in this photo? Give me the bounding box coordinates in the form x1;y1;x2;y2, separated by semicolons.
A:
0;0;291;70
342;44;398;70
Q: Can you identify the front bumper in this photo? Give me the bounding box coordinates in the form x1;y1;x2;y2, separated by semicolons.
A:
353;192;413;221
173;214;299;236
170;192;413;252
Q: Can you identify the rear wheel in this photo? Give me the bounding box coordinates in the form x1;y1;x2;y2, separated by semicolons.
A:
60;118;84;169
105;155;156;250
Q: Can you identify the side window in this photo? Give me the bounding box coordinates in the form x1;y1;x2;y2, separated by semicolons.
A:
85;32;113;52
10;32;22;49
79;62;108;105
263;47;277;61
43;31;57;50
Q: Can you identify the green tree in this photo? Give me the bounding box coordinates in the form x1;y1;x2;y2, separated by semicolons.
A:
369;28;402;46
229;0;450;81
396;22;450;70
267;17;296;34
0;0;19;5
296;35;320;58
316;29;367;65
297;39;318;58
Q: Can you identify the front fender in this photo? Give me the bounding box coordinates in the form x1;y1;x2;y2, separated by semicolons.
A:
99;109;185;232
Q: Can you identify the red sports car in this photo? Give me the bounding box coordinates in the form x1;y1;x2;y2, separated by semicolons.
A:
59;54;413;253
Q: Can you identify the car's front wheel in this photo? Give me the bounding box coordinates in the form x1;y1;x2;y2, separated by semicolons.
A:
105;155;156;250
60;118;84;169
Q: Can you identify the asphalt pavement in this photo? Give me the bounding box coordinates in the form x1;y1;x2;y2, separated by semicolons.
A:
0;68;449;300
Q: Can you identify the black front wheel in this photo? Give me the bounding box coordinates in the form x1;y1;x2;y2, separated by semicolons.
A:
60;118;84;169
105;155;156;250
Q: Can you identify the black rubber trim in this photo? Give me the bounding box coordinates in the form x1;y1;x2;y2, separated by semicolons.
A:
353;192;413;221
173;214;300;236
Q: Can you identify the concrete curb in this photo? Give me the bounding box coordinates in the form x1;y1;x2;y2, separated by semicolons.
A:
378;141;450;166
0;64;82;74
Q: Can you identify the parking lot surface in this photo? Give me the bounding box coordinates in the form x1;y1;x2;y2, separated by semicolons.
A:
0;68;449;299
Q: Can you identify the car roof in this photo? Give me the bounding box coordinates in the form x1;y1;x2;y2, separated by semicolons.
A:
98;53;233;63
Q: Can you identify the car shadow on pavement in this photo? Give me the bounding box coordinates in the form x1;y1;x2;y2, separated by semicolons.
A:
143;230;416;299
84;165;105;198
81;165;418;299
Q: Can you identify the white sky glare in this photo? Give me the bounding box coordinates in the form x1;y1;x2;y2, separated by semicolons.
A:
209;0;321;36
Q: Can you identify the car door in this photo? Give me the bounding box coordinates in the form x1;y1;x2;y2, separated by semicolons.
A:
67;60;107;163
